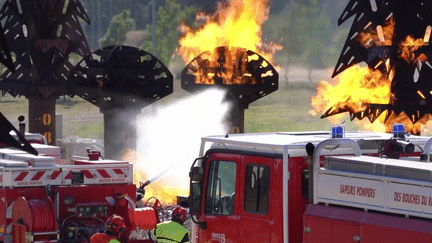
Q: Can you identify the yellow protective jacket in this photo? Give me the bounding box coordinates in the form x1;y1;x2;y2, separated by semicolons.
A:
150;221;190;243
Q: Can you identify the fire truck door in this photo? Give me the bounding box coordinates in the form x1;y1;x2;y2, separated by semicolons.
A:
202;155;239;242
238;155;272;243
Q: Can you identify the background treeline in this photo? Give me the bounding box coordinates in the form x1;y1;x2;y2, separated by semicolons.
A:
0;0;352;74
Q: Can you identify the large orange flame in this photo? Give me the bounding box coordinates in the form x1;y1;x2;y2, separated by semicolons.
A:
309;65;392;129
311;19;431;134
310;65;392;114
178;0;282;66
123;150;188;206
133;170;189;206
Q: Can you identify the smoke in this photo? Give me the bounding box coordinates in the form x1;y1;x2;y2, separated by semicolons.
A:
135;88;230;199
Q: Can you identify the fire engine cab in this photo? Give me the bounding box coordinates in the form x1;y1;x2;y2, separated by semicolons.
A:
189;125;432;243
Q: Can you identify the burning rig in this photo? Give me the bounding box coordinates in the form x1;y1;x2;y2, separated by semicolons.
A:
320;0;432;132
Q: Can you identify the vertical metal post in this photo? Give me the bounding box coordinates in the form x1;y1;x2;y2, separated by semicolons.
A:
283;146;289;243
96;0;101;45
151;0;158;113
28;97;56;145
103;109;139;160
152;0;156;56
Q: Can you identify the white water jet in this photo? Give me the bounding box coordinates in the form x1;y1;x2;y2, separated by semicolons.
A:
135;88;230;194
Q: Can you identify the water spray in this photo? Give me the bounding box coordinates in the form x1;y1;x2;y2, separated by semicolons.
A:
135;88;230;203
136;152;193;202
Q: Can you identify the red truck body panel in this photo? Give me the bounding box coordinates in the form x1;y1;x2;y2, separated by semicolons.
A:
304;204;432;242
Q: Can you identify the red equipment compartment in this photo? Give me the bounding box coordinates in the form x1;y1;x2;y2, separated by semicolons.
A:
134;207;157;230
0;187;47;229
12;196;57;232
303;204;432;243
56;184;136;221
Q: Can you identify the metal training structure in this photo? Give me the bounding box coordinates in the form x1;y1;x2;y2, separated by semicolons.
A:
323;0;432;125
0;0;91;144
69;45;173;159
181;46;278;133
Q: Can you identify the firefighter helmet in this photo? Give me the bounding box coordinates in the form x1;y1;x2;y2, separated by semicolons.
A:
106;214;126;237
172;206;187;223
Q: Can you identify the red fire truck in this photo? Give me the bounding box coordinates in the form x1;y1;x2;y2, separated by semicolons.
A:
0;113;159;243
189;125;432;242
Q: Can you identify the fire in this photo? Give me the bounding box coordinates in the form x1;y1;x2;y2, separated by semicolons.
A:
400;36;427;63
311;17;432;133
310;64;431;134
133;170;189;206
178;0;281;84
123;150;188;206
310;65;392;122
358;18;394;47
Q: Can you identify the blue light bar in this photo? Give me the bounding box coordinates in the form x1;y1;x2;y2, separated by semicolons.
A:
331;126;344;138
393;124;405;138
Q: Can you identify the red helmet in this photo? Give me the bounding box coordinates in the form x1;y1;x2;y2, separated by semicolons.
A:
172;206;187;222
106;214;126;237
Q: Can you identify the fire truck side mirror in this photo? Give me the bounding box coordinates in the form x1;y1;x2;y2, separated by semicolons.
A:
189;157;207;229
306;143;315;157
190;166;203;215
190;166;203;182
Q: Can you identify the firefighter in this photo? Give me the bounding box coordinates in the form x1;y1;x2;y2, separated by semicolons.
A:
150;206;190;243
90;214;126;243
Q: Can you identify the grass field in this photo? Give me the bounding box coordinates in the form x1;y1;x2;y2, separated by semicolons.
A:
0;64;364;141
0;81;360;140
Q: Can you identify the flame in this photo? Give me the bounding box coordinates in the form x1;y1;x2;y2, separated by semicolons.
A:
178;0;281;84
309;65;432;133
186;48;268;85
358;18;394;47
400;36;427;63
310;65;392;117
133;170;189;206
123;150;188;206
311;17;432;133
178;0;280;62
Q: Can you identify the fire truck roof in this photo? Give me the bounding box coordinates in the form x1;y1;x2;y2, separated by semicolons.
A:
202;131;430;156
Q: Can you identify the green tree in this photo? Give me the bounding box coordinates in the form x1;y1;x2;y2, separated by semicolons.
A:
302;12;331;82
79;0;153;50
264;0;332;82
140;0;197;65
99;10;136;48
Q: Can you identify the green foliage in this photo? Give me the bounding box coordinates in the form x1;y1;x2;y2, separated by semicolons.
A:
140;0;198;65
99;10;136;48
79;0;152;50
287;0;330;67
263;0;347;73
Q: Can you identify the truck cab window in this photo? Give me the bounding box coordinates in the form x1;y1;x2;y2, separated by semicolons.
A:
244;164;269;214
205;161;236;215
